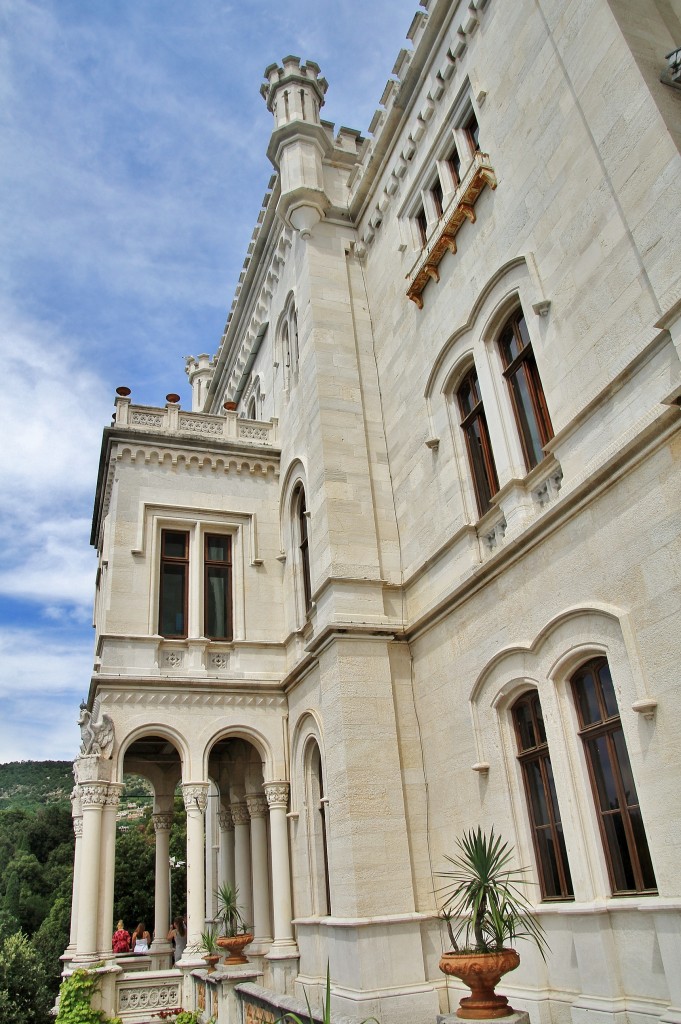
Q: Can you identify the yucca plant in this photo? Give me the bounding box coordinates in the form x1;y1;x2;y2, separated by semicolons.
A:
436;827;548;958
215;882;246;936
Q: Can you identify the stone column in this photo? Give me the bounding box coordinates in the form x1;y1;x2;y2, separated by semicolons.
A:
264;782;297;953
182;783;208;954
75;781;108;960
218;810;235;890
97;783;124;955
150;812;174;953
66;812;83;953
231;802;253;929
246;794;272;948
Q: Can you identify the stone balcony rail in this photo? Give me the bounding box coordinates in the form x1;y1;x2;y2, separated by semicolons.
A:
113;394;279;448
406;150;498;308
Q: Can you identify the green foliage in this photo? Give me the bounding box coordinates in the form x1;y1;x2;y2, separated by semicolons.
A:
0;930;52;1024
0;761;74;811
55;967;122;1024
214;882;246;936
33;895;72;990
436;827;548;958
199;926;220;954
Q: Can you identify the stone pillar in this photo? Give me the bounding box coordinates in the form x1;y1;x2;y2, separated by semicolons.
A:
66;812;83;953
75;782;108;960
264;782;296;953
150;812;174;954
182;783;208;955
246;794;273;948
97;783;124;955
231;802;253;929
218;810;235;890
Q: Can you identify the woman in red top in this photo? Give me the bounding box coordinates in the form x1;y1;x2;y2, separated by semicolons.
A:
111;920;130;954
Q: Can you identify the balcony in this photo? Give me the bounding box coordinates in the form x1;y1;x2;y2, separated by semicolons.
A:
112;394;279;448
406;151;497;309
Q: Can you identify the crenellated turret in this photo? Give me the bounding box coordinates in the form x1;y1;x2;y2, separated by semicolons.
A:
260;57;331;238
184;353;214;411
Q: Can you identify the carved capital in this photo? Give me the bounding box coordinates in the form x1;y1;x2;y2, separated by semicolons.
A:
104;783;124;807
182;783;209;813
264;781;290;810
218;811;235;832
246;794;268;819
79;782;110;808
230;802;250;826
153;812;174;833
73;817;83;839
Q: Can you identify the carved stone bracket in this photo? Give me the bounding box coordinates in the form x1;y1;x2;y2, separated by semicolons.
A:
264;781;290;810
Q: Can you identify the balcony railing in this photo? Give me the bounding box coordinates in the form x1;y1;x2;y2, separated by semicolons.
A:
406;151;497;309
113;396;279;448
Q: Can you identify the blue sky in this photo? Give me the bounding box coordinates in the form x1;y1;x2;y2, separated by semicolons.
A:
0;0;420;763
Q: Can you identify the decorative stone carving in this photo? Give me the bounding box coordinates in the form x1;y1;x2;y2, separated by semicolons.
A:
152;812;174;833
264;782;290;810
230;802;251;825
118;983;180;1011
218;811;235;832
182;784;208;813
129;411;163;428
163;650;184;669
78;698;115;759
79;782;110;807
246;794;268;819
73;817;83;839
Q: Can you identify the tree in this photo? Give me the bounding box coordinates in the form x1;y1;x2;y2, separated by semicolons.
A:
0;930;52;1024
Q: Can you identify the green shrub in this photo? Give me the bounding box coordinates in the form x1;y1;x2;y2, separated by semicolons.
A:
0;930;52;1024
55;967;122;1024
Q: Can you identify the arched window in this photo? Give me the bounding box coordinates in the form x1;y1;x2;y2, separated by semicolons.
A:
570;657;656;894
457;366;499;516
498;309;553;470
306;740;330;915
511;691;573;900
277;294;299;389
293;484;312;615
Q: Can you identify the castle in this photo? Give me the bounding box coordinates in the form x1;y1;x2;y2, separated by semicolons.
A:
67;2;681;1022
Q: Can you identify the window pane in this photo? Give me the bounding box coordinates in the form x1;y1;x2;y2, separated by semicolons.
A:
514;700;537;751
588;736;619;811
573;668;602;726
526;760;550;826
160;564;186;637
533;696;547;744
613;729;638;806
509;365;545;468
164;532;187;559
465;417;495;512
207;536;228;562
536;826;562;899
598;661;619;719
603;811;636;891
629;808;657;890
556;824;574;896
206;567;229;638
499;324;521;365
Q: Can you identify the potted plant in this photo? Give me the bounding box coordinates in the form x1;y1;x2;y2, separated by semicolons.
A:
199;927;221;974
214;883;254;965
436;827;548;1019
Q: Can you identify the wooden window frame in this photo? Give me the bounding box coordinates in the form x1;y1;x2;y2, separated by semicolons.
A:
415;205;428;248
457;366;499;517
204;534;233;641
159;530;189;639
498;309;553;471
571;657;657;896
512;691;574;901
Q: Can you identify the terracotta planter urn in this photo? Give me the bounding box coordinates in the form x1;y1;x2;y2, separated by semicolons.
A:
203;953;220;974
216;933;254;965
439;948;520;1019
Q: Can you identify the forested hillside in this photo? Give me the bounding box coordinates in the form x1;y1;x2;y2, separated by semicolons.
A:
0;760;73;810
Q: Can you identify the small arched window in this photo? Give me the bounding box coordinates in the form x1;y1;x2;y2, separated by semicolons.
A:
498;309;553;470
293;484;312;615
570;657;656;894
457;366;498;517
306;741;330;915
511;690;573;900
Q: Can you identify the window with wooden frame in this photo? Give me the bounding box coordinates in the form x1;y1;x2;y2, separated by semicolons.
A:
463;108;480;152
498;309;553;470
159;530;189;638
414;204;428;247
204;534;232;640
294;484;312;614
512;691;574;901
457;366;499;517
570;657;657;895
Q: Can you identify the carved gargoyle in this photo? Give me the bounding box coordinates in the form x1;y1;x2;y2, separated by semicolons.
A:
78;698;115;759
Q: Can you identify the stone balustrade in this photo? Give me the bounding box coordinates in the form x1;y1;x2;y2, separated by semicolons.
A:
113;395;279;448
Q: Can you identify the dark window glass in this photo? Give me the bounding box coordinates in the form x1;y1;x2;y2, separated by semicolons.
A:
457;367;499;517
204;534;232;640
464;110;480;151
571;658;657;894
448;144;461;185
296;487;312;614
498;310;553;470
512;691;574;900
159;531;188;638
432;179;444;218
415;206;428;247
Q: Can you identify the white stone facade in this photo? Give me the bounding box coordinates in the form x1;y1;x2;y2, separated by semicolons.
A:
69;2;681;1023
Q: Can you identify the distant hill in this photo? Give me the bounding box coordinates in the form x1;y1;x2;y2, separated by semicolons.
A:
0;760;74;810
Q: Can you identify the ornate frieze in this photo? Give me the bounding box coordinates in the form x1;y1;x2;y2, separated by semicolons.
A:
118;983;180;1012
101;691;286;709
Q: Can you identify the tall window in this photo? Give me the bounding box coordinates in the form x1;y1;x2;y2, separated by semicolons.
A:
498;309;553;470
307;742;331;915
204;535;232;640
294;485;312;614
457;366;499;517
512;691;574;900
159;531;189;638
571;658;657;895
